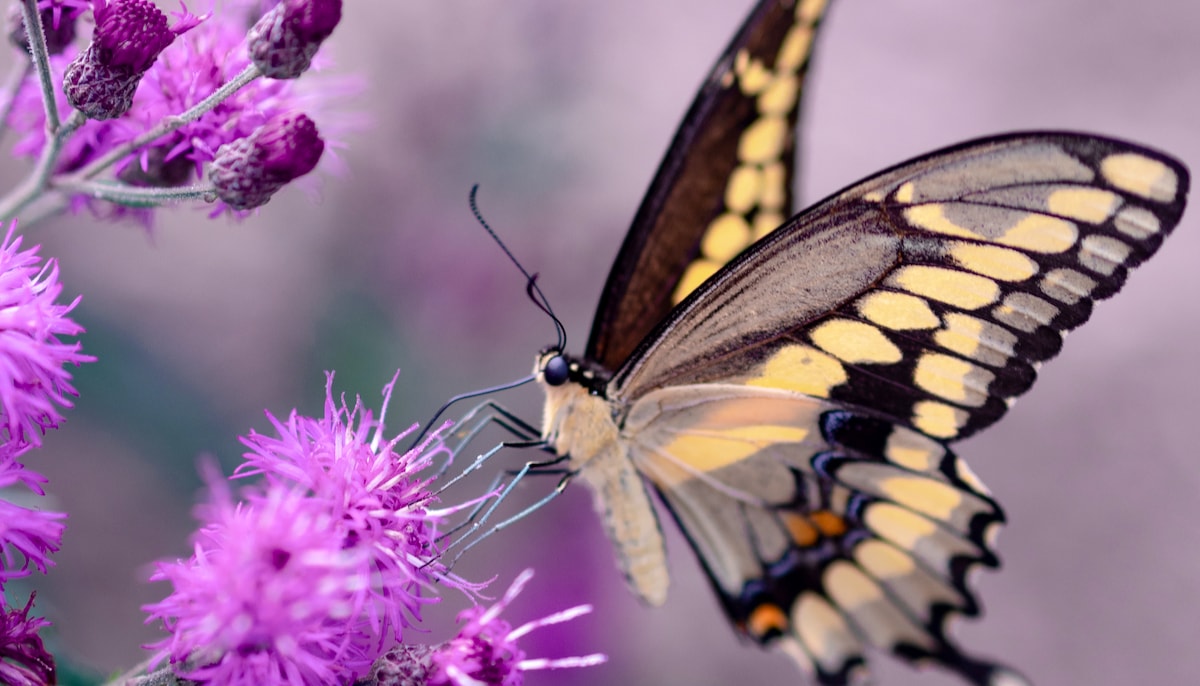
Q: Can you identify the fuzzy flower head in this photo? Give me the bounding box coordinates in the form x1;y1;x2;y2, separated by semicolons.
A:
62;0;200;119
236;372;476;642
0;223;91;447
0;594;55;686
0;446;67;581
145;472;376;685
428;570;605;686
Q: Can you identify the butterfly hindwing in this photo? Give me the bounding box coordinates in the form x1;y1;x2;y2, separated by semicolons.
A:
623;384;1021;685
611;133;1189;442
586;0;832;371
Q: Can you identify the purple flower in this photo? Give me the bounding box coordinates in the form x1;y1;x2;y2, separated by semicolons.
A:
208;112;325;210
248;0;343;79
7;0;90;54
0;447;67;581
428;569;605;686
8;1;349;223
147;374;487;684
145;473;375;685
0;594;55;686
236;373;476;642
62;0;200;119
0;224;91;447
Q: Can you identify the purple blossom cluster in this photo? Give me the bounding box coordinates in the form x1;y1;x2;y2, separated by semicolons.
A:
0;224;84;686
4;0;341;225
143;375;603;685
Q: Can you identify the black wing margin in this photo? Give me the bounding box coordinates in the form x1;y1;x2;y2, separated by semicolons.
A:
586;0;833;371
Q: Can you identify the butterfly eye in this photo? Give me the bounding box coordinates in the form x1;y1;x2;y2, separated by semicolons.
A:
542;354;570;386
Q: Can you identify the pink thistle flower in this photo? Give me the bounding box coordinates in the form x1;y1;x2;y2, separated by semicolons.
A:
236;373;482;644
145;468;376;685
0;223;92;447
0;594;55;686
428;569;606;686
0;446;67;581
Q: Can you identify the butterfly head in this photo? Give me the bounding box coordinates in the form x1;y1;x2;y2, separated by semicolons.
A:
534;347;608;393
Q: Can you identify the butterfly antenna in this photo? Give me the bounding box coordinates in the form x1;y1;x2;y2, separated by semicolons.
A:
470;185;567;351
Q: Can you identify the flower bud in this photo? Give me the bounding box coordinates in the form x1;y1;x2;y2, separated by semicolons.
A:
62;0;186;119
247;0;342;79
7;2;83;55
208;112;324;210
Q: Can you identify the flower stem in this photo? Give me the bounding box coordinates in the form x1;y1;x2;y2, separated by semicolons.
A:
70;63;263;182
0;109;84;222
0;61;34;147
19;0;60;132
51;179;217;207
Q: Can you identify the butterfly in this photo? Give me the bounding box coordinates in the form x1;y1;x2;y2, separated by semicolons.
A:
527;0;1189;683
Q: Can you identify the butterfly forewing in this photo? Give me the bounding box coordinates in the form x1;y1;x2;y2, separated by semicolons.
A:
612;133;1188;441
586;0;832;371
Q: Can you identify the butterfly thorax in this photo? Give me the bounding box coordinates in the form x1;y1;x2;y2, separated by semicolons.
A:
535;349;671;605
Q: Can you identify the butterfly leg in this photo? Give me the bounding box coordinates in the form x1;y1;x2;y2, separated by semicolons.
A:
441;458;573;571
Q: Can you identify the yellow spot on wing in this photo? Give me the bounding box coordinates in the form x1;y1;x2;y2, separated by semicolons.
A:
890;266;1000;309
934;313;1016;367
792;592;860;675
752;211;785;242
855;539;916;579
911;400;967;438
914;353;993;406
672;258;720;304
895;182;915;204
856;291;939;330
760;161;787;210
810;319;903;364
738;115;788;164
905;205;983;240
748;345;848;398
701;213;752;261
878;475;966;521
863;503;939;550
1046;187;1120;223
995;213;1078;253
725;165;762;213
797;0;829;23
778;24;815;71
1101;153;1178;202
662;425;810;474
737;55;772;95
884;429;944;473
758;74;799;115
948;242;1038;282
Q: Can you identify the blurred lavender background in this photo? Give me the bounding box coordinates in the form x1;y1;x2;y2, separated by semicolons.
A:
1;1;1197;684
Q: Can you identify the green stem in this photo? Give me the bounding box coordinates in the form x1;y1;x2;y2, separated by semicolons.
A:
71;63;263;181
19;0;60;131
